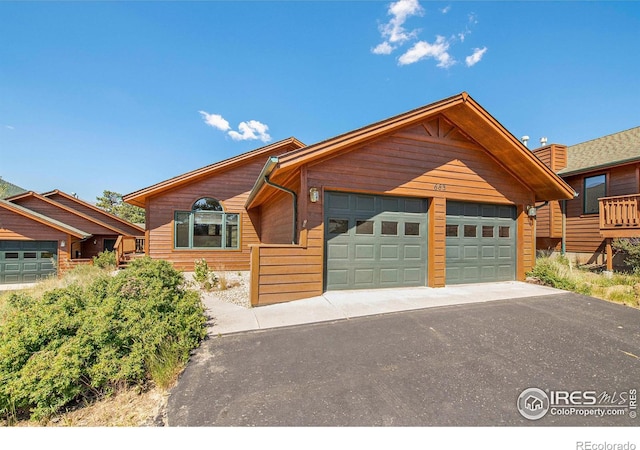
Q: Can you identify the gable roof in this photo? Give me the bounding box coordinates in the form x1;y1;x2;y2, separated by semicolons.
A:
7;191;132;236
0;178;27;199
123;137;306;208
42;190;144;234
558;126;640;176
247;92;576;207
0;198;92;239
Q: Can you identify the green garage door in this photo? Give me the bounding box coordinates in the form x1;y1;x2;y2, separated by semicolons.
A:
446;202;516;284
325;192;428;290
0;241;58;284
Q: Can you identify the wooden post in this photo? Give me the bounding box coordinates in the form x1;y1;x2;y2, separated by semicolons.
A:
605;238;613;271
250;245;261;306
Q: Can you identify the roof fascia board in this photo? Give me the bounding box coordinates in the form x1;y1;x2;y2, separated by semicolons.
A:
124;137;305;208
275;93;467;173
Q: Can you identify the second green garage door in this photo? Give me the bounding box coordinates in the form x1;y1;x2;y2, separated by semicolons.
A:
325;192;428;290
445;201;516;284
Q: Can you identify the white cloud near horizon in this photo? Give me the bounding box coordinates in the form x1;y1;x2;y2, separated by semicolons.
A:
465;47;487;67
398;36;455;68
199;111;271;143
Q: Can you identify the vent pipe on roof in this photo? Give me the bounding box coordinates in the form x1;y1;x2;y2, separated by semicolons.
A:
521;136;530;148
540;137;548;146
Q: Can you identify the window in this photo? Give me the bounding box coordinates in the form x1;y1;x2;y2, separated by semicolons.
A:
446;225;458;237
584;174;606;214
381;221;398;236
356;220;374;235
499;226;510;238
174;198;240;249
482;226;494;238
404;222;420;236
328;219;349;234
464;225;477;238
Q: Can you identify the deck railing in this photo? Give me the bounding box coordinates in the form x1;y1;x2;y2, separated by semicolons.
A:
599;194;640;230
114;235;146;267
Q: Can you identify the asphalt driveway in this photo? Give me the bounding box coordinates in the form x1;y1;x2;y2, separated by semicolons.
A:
167;293;640;426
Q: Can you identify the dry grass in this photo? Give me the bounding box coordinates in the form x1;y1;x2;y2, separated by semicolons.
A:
8;385;168;427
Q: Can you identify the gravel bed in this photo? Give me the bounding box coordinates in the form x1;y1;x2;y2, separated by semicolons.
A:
183;271;251;309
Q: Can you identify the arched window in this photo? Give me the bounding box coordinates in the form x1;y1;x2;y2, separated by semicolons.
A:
174;197;239;249
192;197;223;212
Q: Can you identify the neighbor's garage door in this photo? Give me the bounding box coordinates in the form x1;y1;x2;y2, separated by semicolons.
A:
0;241;58;284
325;192;427;290
445;202;516;284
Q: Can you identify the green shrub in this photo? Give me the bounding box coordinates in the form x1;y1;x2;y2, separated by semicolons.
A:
0;257;206;422
93;250;117;269
193;258;218;290
528;257;579;292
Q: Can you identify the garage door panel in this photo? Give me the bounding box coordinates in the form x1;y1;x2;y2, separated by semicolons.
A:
325;192;427;290
446;202;515;284
380;268;399;283
380;245;399;260
404;245;422;259
0;240;58;284
355;244;374;260
328;244;349;260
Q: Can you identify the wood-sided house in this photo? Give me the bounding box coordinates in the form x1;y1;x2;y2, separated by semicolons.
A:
124;92;575;306
533;126;640;270
0;190;144;284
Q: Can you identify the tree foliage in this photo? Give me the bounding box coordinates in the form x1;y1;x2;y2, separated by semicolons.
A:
96;190;145;224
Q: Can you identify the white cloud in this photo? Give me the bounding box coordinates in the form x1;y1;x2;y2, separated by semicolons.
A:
3;125;15;130
199;111;271;143
465;47;487;67
398;36;455;68
199;111;230;131
440;5;451;14
372;41;394;55
382;0;424;44
228;120;271;143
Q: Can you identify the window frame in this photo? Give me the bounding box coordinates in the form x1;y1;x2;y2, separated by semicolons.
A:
174;197;241;250
583;173;607;215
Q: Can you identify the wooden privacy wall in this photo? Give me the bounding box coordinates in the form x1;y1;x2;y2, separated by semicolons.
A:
250;240;323;306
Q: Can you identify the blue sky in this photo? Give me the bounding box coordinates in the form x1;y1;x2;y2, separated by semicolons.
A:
1;1;639;203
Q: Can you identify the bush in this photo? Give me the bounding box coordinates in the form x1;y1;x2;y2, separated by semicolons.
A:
612;238;640;273
93;250;117;269
193;258;218;291
0;257;206;422
528;257;591;294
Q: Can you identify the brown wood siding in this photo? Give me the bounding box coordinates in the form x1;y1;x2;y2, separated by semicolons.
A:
304;120;533;206
46;193;143;236
146;156;267;271
250;244;323;306
251;116;537;305
11;197;114;236
428;197;446;287
0;209;76;273
259;177;301;245
563;164;640;254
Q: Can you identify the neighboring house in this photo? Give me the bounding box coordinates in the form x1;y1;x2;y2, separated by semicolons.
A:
124;92;574;306
0;190;144;284
533;126;640;270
